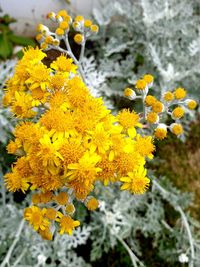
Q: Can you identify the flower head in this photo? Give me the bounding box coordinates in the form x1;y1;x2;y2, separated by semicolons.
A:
154;124;167;140
163;91;174;102
174;87;186;99
56;213;80;235
120;166;150;194
170;123;183;136
172;106;185;119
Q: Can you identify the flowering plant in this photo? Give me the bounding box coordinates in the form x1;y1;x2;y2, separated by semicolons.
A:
3;9;197;243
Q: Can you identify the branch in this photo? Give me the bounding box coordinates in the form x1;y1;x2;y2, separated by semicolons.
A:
153;180;195;267
116;235;144;267
1;220;25;267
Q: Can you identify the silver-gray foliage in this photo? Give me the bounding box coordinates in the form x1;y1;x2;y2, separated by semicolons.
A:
92;0;200;100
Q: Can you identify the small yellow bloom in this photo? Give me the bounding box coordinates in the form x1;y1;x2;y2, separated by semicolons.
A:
120;166;150;194
152;101;164;113
174;87;186;99
146;112;159;124
74;33;84;44
66;203;75;215
45;36;54;44
90;24;99;33
57;10;68;18
24;206;50;231
124;88;136;100
59;21;69;30
56;28;64;36
84;19;92;27
163;91;174;102
172;106;185;119
85;197;99;210
36;34;43;42
32;193;41;204
38;227;53;240
47;12;56;20
45;208;57;220
135;79;147;91
186;99;197;110
75;15;84;22
145;95;157;106
154;124;167;140
117;109;142;138
143;74;154;86
170;123;183;136
56;213;80;235
55;192;69;205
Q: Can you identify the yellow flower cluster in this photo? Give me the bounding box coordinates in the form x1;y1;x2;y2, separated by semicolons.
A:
4;48;154;239
124;75;198;140
36;10;98;50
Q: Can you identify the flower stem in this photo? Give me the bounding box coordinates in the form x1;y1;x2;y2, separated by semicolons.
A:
1;219;25;267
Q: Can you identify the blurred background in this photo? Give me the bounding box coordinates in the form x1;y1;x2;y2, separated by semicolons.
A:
0;0;200;267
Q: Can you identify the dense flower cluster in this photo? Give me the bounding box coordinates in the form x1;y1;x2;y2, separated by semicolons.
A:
36;10;99;50
124;75;197;140
3;47;154;239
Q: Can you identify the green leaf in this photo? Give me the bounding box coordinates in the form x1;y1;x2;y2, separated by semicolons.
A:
0;33;13;59
9;34;35;46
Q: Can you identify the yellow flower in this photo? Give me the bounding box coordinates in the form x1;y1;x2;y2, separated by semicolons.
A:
56;28;64;36
146;112;159;124
50;54;77;73
86;123;111;154
186;99;197;110
56;213;80;235
174;87;186;99
152;101;164;113
74;33;84;44
24;206;50;231
85;197;99;210
45;208;57;220
54;192;69;205
67;151;101;185
172;106;185;119
60;137;84;166
22;47;46;64
124;88;136;100
90;24;99;33
84;19;92;27
170;123;183;136
59;21;69;30
134;135;155;159
50;73;68;91
40;191;53;203
145;95;157;106
66;203;75;215
38;134;64;175
38;227;53;241
32;194;41;204
26;63;50;90
115;150;144;176
5;168;29;193
143;74;154;87
97;155;117;185
163;91;174;102
120;166;150;194
39;108;75;135
154;124;167;140
75;15;84;22
47;12;56;20
117;109;142;138
57;10;68;18
135;79;147;91
11;91;36;118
